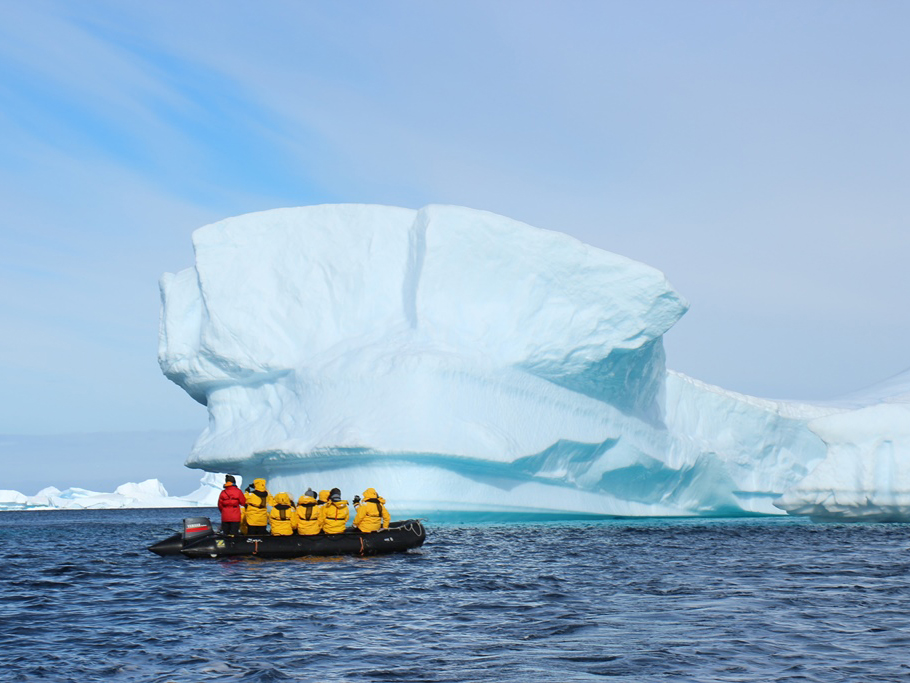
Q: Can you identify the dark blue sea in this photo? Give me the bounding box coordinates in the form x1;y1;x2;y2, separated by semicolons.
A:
1;510;909;683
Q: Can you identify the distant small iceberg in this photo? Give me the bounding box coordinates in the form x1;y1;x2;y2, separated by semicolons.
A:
0;472;229;510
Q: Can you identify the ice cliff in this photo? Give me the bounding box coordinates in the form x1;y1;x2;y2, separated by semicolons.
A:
774;371;910;520
158;204;910;520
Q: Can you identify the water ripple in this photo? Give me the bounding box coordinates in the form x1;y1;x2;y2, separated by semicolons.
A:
2;511;910;681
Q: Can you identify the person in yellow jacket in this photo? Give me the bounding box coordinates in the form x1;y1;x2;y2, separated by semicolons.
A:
296;489;323;535
353;487;390;532
244;478;274;534
320;488;349;534
269;492;298;536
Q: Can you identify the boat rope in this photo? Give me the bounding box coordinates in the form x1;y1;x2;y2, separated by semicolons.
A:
252;539;260;555
359;537;365;556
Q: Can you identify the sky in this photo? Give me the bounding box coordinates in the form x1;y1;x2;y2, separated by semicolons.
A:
1;2;908;488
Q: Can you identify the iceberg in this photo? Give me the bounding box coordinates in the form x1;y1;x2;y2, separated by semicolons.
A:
0;473;229;511
774;372;910;521
158;204;910;520
0;490;29;508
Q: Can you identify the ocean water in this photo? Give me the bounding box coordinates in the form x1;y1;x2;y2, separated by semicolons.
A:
1;510;909;683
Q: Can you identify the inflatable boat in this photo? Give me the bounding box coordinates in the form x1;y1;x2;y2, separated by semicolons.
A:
148;517;426;558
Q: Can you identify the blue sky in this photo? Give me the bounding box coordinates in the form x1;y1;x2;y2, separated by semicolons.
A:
1;0;908;451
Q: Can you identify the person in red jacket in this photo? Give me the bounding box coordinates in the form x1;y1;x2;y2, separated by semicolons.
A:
217;474;246;535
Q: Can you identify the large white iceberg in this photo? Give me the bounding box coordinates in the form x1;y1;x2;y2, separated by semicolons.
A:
158;204;910;520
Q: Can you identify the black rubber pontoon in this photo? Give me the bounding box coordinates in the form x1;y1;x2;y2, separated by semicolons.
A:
148;517;426;558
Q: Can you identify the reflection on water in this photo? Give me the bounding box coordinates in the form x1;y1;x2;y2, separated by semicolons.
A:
224;554;352;568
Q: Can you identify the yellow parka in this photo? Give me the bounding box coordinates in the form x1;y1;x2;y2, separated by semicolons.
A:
296;493;323;535
321;498;349;534
353;488;390;532
244;478;274;527
269;493;298;536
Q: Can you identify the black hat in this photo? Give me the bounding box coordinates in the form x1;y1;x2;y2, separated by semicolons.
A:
225;474;236;484
329;487;341;502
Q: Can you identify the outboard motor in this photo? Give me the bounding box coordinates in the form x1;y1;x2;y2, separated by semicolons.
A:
182;517;215;543
149;517;221;555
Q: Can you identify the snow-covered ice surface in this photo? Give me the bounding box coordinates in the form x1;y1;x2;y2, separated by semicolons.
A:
0;473;226;511
158;204;910;520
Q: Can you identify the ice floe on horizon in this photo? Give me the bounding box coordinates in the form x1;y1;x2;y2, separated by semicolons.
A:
0;472;226;511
